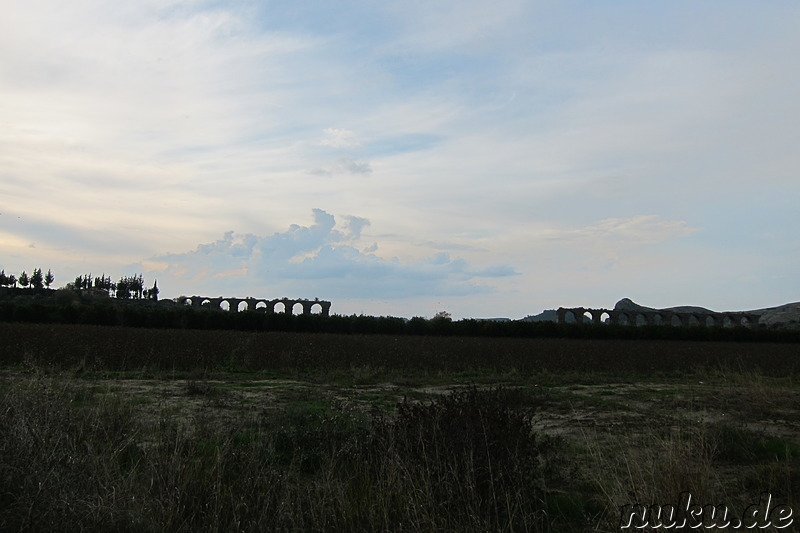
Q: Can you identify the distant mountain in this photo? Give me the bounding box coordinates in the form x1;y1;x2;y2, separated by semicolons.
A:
614;298;713;314
520;309;559;322
749;302;800;328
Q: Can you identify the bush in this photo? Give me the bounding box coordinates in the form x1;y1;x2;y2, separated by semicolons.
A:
361;386;566;531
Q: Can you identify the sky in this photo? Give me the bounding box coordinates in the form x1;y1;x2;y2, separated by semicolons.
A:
1;0;799;319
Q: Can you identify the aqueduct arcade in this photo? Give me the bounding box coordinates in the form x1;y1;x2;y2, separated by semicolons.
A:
178;296;331;316
556;307;761;328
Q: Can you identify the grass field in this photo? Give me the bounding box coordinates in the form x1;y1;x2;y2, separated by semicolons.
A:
1;323;798;531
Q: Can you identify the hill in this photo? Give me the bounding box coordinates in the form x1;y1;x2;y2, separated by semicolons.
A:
614;298;800;329
750;302;800;328
522;298;800;330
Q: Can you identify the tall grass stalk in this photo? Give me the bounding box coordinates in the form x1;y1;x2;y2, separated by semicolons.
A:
1;376;568;532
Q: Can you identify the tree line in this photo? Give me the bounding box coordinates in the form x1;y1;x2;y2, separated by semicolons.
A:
1;269;797;342
0;268;158;300
0;268;54;289
68;273;159;300
0;296;798;343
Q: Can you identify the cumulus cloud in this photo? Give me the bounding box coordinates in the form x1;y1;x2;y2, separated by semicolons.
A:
3;1;798;317
340;215;370;240
146;209;517;300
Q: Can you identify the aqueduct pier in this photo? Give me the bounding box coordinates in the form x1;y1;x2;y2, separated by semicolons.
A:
557;307;761;328
177;296;331;316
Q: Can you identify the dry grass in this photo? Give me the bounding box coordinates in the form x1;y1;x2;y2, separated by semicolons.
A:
1;323;798;531
0;375;572;532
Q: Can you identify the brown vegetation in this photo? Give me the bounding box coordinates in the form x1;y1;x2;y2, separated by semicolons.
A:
0;323;797;531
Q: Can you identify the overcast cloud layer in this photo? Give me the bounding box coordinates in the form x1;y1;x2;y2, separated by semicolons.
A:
2;1;799;318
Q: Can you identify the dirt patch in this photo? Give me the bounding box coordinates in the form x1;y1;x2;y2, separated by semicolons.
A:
42;374;798;454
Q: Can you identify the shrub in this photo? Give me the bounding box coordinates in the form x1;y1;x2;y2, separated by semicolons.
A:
362;386;566;531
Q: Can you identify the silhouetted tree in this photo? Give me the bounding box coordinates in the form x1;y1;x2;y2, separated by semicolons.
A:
18;271;29;288
30;268;44;289
135;274;144;299
115;277;130;299
114;274;145;299
8;274;17;288
91;274;114;296
0;270;7;287
44;269;54;289
146;279;159;301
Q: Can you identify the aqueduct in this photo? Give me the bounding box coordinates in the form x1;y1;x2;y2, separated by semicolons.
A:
177;296;331;316
556;307;761;328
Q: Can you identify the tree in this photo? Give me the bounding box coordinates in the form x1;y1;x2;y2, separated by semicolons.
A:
134;274;144;299
0;270;7;287
30;268;44;289
92;274;113;296
115;274;145;299
8;274;17;288
115;277;130;299
18;271;29;288
147;279;159;301
433;310;452;321
44;269;54;288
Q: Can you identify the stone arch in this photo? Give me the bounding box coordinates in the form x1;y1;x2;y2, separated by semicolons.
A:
174;295;331;316
553;305;759;330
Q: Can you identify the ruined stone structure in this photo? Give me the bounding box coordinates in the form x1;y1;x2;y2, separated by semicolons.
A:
556;307;761;328
178;296;331;316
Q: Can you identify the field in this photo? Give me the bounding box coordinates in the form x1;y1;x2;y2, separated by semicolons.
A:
1;323;798;532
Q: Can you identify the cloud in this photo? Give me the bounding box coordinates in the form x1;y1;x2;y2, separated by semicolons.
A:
423;241;484;252
340;215;370;240
383;0;531;54
2;1;798;318
145;209;518;300
320;128;361;148
308;157;372;175
562;215;698;245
